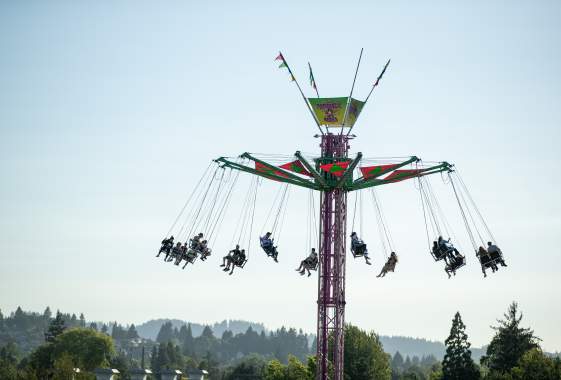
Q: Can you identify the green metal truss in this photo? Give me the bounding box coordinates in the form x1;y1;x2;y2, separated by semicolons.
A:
215;153;453;192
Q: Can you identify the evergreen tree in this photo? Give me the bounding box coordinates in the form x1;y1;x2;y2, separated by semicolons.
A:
79;313;86;328
45;311;66;343
89;322;98;331
101;324;109;335
156;321;175;343
42;307;52;320
441;312;479;380
127;324;140;339
150;346;159;371
181;323;194;355
392;351;404;370
481;302;540;373
13;306;25;329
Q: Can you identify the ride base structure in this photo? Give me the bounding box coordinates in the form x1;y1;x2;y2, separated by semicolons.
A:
162;52;504;380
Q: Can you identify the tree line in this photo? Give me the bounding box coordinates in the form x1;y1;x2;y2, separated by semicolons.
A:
1;301;560;379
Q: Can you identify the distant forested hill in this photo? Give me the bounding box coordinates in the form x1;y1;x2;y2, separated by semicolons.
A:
135;319;265;341
379;335;485;361
1;306;488;361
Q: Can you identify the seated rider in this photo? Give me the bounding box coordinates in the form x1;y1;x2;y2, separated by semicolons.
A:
350;232;372;265
221;245;240;270
175;242;188;266
199;240;211;260
377;252;398;278
157;236;174;257
444;252;465;278
190;233;204;251
487;242;507;267
170;242;183;262
438;236;460;256
295;248;319;277
432;240;446;260
259;232;278;262
224;249;246;275
477;246;497;277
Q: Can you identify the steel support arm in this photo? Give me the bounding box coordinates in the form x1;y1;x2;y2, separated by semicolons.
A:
336;152;362;189
241;152;316;188
294;150;328;189
215;157;320;190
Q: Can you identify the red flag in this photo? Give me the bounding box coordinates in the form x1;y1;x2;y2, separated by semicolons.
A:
275;53;284;61
319;161;350;177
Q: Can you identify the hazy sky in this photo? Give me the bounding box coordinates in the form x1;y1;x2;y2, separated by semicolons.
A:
1;1;560;352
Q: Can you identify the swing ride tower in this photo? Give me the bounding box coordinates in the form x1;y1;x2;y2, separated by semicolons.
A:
212;51;454;380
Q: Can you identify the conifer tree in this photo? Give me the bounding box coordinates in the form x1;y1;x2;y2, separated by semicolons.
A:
441;312;479;380
481;301;540;373
45;311;66;343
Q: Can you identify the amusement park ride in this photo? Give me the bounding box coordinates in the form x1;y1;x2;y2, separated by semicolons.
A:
157;50;507;380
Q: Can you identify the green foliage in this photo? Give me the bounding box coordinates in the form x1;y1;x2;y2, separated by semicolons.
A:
224;354;267;380
52;328;115;371
441;312;479;380
53;352;75;380
28;327;115;378
481;302;540;374
262;355;312;380
510;348;560;380
343;324;391;380
264;359;285;380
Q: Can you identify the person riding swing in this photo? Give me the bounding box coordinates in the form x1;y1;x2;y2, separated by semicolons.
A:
157;236;174;258
487;242;507;267
350;232;371;265
169;242;183;263
477;246;498;277
259;232;278;262
377;252;398;278
199;240;211;261
190;233;204;252
220;245;246;275
295;248;319;277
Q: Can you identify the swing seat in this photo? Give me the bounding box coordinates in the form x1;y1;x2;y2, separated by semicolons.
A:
261;245;278;257
200;248;211;261
184;249;198;264
351;245;367;258
431;246;452;261
234;256;248;268
159;245;172;255
446;256;466;272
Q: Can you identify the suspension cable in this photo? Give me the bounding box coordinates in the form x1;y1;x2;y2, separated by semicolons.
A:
245;177;259;256
274;186;290;245
449;173;477;250
165;162;213;237
208;170;240;246
417;177;433;254
455;170;497;244
177;165;216;239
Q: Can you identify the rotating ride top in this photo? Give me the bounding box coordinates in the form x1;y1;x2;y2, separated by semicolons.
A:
156;50;507;380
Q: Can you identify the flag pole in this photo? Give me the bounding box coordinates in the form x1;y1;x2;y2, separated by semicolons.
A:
339;48;363;136
308;62;320;98
347;58;390;137
277;52;324;135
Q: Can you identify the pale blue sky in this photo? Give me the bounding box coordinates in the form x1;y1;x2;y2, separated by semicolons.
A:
1;1;561;351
